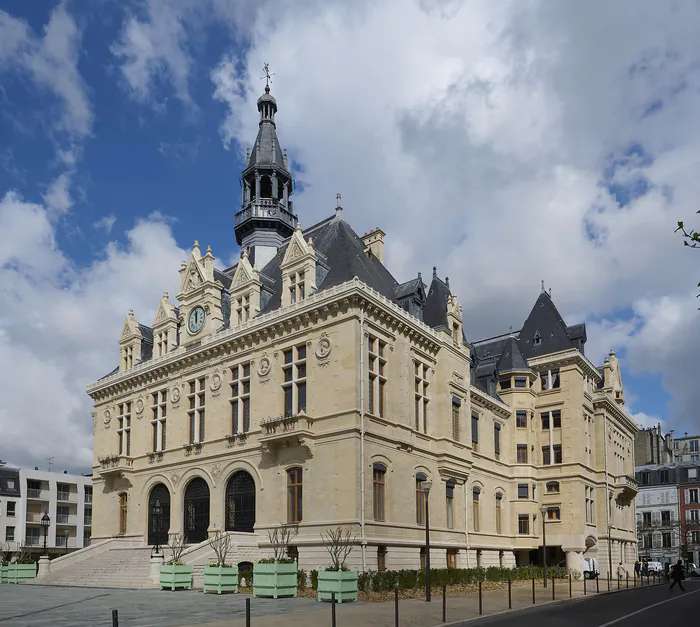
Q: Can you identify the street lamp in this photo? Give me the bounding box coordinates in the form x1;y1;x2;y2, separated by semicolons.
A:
607;524;613;583
539;507;548;588
64;530;69;556
151;499;163;557
421;480;433;602
40;512;50;555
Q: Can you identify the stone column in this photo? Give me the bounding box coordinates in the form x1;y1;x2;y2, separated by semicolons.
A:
563;547;584;575
37;555;51;579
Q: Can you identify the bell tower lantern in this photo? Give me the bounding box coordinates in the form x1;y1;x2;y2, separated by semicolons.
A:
234;64;298;269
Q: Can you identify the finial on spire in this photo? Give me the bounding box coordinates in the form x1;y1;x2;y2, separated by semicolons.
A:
194;240;200;249
128;309;134;317
206;245;212;255
433;266;437;279
163;291;169;299
261;63;275;90
336;192;343;217
242;247;248;259
548;287;552;297
445;276;450;289
418;271;422;280
541;279;545;293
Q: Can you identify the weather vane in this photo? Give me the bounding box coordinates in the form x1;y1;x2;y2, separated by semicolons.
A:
261;63;275;88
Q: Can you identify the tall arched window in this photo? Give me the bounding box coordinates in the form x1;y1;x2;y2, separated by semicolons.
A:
416;473;427;525
472;487;481;532
119;493;128;535
287;467;303;523
495;493;503;534
373;463;386;521
260;175;272;198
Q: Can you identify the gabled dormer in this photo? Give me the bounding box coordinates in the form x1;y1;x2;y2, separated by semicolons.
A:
152;291;179;357
280;224;317;307
395;273;426;321
119;310;143;371
177;241;224;345
229;248;262;327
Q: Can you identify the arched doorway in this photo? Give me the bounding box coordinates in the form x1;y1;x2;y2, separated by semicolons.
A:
148;483;171;546
225;471;256;532
184;478;210;544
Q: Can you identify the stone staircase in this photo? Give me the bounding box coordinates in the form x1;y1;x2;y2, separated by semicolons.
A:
27;546;156;589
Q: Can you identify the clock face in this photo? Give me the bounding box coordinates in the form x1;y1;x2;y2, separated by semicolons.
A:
188;306;205;334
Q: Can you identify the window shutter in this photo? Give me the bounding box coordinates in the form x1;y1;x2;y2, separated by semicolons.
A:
686;489;691;503
494;423;501;454
472;414;479;443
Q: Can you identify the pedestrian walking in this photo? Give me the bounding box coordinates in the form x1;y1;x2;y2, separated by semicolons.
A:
668;559;686;592
617;562;625;581
634;560;640;576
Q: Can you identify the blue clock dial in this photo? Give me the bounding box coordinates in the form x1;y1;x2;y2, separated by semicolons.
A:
188;306;205;334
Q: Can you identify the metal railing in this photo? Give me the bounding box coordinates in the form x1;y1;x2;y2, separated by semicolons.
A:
27;488;45;499
57;492;72;502
84;516;92;526
85;493;93;504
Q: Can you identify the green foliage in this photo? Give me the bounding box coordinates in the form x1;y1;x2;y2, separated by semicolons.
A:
257;557;296;564
311;569;319;590
15;557;36;565
355;566;572;592
298;568;307;589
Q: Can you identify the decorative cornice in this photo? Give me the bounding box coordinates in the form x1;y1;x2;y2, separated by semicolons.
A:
526;349;601;382
87;278;454;399
469;385;512;418
593;393;639;435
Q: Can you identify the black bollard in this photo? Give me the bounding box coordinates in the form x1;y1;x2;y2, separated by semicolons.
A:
617;574;620;590
552;575;555;600
626;573;629;589
331;592;336;627
112;609;119;627
478;581;483;615
394;585;399;627
508;578;512;609
569;574;572;598
607;574;610;592
442;584;446;623
583;575;587;595
246;598;251;627
532;577;535;604
596;575;599;593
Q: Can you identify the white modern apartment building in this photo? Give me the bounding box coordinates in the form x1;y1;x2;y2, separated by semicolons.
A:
673;433;700;464
0;461;93;557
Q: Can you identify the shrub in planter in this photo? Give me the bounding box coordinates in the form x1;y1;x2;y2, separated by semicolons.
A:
253;525;299;599
203;531;238;594
160;534;192;591
317;527;358;603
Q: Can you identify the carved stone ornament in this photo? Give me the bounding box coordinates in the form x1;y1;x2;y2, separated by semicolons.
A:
210;373;222;392
135;398;144;415
170;471;182;487
211;463;222;486
171;386;181;403
315;335;332;359
187;269;202;290
103;409;111;425
257;356;272;378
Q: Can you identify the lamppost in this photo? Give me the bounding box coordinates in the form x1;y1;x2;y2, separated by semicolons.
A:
421;480;433;602
40;512;50;555
151;499;163;556
540;506;548;588
607;524;613;583
64;530;69;556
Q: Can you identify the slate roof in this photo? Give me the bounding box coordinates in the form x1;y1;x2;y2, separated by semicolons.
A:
394;277;423;300
423;272;451;331
517;291;576;359
245;122;287;172
496;337;531;373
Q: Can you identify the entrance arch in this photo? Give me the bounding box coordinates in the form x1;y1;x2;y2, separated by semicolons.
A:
183;478;210;544
147;483;171;546
225;471;256;532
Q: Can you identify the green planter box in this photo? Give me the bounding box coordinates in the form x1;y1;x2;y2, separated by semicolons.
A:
317;569;358;603
1;565;8;583
160;564;193;590
203;565;239;594
253;561;298;598
7;563;37;584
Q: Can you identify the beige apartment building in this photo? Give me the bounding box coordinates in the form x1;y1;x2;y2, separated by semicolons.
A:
86;83;638;577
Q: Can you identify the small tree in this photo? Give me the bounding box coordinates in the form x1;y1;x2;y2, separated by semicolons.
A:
207;530;233;567
321;526;355;571
0;541;9;565
16;542;33;565
167;533;188;565
267;524;298;562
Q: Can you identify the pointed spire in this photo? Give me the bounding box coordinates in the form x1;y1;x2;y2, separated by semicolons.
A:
541;279;545;293
336;193;343;217
433;266;437;280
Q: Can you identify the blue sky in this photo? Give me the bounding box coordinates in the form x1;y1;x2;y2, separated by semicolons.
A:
1;0;699;472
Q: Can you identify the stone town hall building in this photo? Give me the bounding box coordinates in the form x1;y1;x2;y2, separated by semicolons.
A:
87;83;638;576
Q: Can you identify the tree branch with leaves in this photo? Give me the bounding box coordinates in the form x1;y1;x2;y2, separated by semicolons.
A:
321;526;355;571
675;210;700;306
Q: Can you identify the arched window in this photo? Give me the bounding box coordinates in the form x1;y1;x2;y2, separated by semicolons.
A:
495;493;503;534
225;471;256;532
546;481;560;493
373;463;386;521
472;487;481;532
119;493;128;535
287;467;303;523
446;481;455;529
147;483;171;546
416;473;427;525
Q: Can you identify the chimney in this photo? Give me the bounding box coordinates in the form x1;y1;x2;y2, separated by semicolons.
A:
361;227;385;263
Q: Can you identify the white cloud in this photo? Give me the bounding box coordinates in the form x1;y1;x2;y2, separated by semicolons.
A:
93;215;117;233
0;191;185;471
43;172;73;215
111;0;198;108
0;3;91;138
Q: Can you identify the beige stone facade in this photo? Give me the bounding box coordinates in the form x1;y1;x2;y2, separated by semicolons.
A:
86;86;638;577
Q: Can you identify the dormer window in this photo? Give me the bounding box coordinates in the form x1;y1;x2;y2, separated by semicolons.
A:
289;271;305;303
533;331;542;346
236;295;250;324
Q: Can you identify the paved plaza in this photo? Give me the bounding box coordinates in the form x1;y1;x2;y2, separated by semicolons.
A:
0;578;670;627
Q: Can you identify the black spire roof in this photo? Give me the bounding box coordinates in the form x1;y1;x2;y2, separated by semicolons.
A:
518;290;576;359
496;336;530;373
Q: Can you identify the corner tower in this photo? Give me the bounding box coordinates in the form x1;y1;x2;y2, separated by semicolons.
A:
234;71;297;269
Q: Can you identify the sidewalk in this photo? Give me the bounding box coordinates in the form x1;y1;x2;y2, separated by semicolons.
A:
177;577;663;627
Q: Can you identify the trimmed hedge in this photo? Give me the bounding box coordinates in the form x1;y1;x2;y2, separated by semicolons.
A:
307;566;573;592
